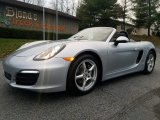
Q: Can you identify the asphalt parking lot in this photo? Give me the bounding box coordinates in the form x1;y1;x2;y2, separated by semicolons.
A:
0;50;160;120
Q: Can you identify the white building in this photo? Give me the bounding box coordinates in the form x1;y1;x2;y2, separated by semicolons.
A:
116;21;154;36
132;27;154;36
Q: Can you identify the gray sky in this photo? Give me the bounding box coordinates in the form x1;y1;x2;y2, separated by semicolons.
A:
45;0;121;6
44;0;80;16
45;0;79;8
44;0;123;12
44;0;133;22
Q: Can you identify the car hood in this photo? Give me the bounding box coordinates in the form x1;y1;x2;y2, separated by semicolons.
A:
12;40;75;57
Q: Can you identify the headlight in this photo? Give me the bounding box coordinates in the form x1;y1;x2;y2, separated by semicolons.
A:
33;44;66;60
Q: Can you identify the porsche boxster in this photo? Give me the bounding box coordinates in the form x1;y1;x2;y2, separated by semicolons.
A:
2;27;156;94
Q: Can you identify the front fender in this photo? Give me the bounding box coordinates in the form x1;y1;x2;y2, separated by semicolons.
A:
55;42;107;58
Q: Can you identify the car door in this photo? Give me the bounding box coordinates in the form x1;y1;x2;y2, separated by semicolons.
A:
107;41;139;76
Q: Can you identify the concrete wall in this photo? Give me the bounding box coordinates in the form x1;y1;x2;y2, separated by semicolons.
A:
132;28;153;36
117;24;154;36
117;25;133;32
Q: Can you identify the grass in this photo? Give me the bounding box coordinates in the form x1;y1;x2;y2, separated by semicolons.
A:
0;38;35;58
0;36;160;58
131;35;160;48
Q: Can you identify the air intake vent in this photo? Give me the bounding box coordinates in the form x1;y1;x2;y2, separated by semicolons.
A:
16;72;39;86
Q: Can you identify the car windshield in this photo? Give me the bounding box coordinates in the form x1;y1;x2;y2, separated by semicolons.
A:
68;27;114;41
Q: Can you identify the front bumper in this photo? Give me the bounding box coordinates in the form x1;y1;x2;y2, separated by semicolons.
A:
2;55;70;92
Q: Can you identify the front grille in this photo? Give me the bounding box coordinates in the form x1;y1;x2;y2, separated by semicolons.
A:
4;72;12;80
16;73;39;86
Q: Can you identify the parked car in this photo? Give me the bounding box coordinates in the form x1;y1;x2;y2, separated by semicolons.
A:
3;27;156;95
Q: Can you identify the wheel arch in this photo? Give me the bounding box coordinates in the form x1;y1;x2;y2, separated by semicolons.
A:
150;48;156;60
69;50;103;82
143;48;156;74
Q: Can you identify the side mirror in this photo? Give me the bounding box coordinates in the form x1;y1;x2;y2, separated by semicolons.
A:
114;36;129;46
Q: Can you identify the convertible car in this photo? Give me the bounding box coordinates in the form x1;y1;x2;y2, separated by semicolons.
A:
3;27;156;94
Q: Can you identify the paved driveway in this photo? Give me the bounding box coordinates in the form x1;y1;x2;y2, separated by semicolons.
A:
0;50;160;120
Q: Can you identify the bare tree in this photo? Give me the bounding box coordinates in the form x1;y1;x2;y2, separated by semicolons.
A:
70;0;76;15
50;0;56;10
77;0;83;8
50;0;63;11
50;0;70;14
17;0;46;7
60;0;64;12
63;0;70;14
63;0;78;15
49;0;79;16
19;0;34;4
35;0;45;6
121;0;131;30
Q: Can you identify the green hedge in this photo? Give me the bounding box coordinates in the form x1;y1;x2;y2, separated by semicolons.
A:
0;27;73;40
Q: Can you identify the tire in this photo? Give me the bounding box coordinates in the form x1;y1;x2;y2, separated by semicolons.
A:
67;54;101;95
143;50;156;74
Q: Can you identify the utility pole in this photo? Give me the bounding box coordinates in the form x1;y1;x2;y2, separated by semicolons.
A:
43;7;45;40
61;0;64;12
56;0;59;40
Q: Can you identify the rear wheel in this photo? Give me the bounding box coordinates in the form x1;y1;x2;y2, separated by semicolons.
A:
143;51;156;74
67;54;101;95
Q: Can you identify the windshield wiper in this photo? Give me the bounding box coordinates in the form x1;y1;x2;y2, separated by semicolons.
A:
73;36;88;40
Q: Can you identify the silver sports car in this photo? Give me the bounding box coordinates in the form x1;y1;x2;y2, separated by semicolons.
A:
3;27;156;94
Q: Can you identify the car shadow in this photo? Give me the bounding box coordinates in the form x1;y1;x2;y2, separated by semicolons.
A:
4;72;147;103
98;72;143;88
6;86;68;101
4;83;84;104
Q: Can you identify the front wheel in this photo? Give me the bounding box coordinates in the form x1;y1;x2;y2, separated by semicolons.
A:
67;54;101;95
143;51;156;74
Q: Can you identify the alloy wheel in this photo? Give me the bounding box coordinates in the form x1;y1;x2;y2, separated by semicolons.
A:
75;59;98;92
147;53;155;72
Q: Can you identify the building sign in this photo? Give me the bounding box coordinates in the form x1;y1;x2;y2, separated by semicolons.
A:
0;5;65;32
6;7;38;21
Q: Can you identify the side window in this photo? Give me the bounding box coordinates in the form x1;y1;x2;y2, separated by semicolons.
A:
110;32;119;42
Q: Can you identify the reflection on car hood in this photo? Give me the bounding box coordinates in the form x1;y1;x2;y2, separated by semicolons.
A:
12;39;76;57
